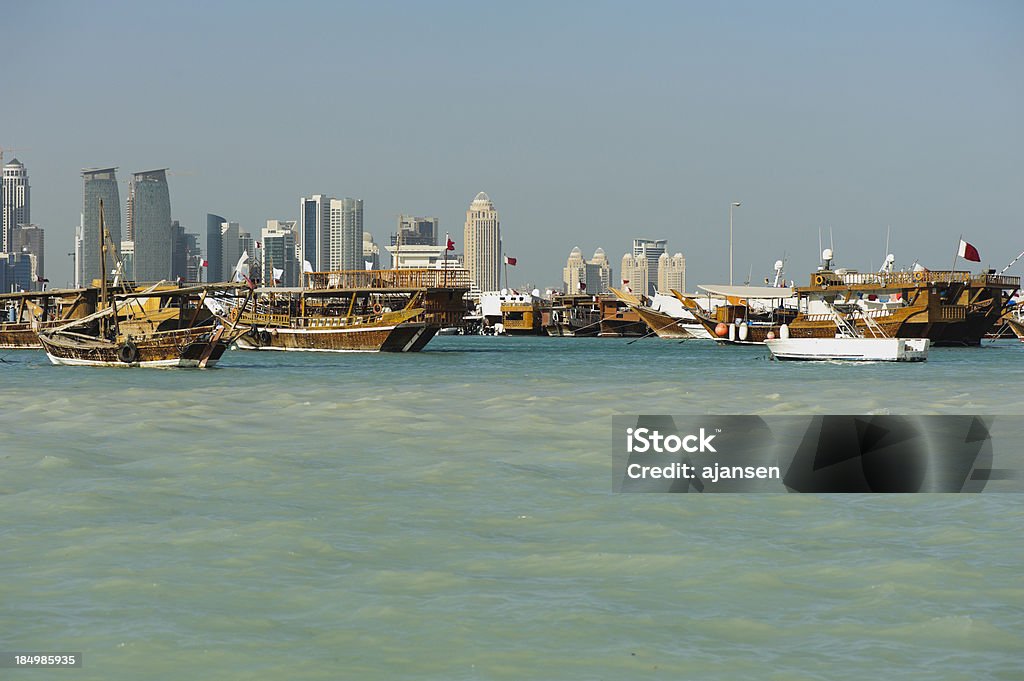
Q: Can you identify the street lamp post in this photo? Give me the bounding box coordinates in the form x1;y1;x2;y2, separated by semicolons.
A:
729;201;741;285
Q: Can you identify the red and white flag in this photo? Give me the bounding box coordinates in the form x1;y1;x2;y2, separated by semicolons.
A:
503;255;517;266
446;235;455;251
199;259;208;268
958;239;981;262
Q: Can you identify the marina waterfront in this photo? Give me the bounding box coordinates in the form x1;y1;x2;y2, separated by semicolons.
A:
2;336;1023;679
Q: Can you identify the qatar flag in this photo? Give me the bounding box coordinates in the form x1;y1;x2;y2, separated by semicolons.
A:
958;239;981;262
504;255;517;266
446;235;455;251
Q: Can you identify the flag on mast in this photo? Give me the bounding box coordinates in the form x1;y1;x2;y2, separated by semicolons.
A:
446;235;455;251
232;251;249;281
503;255;517;266
957;239;981;262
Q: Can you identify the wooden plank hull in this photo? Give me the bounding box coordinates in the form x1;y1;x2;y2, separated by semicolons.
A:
0;323;43;349
236;322;435;353
544;322;600;337
1007;317;1024;342
39;327;229;368
631;306;705;339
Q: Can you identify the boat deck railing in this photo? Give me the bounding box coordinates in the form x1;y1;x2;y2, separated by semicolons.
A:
304;268;471;291
805;270;1020;289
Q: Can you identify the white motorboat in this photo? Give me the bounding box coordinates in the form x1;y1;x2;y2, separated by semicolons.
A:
766;299;930;361
766;336;930;362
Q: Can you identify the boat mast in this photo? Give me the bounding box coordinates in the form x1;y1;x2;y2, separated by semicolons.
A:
99;199;108;338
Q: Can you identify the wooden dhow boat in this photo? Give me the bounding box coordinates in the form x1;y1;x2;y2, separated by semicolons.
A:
544;294;602;337
1;287;98;349
783;264;1019;347
38;284;243;368
597;295;648;337
610;287;709;340
224;268;470;352
1004;307;1024;342
37;201;241;368
672;285;798;345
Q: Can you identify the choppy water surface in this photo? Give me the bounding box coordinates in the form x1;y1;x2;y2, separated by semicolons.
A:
2;337;1022;680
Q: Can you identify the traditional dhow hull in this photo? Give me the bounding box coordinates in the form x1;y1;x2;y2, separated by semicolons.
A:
791;270;1019;347
0;322;46;349
236;322;435;353
39;328;229;368
544;321;600;337
631;305;705;339
1007;316;1024;342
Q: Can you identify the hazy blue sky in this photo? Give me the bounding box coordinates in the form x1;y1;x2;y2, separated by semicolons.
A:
4;0;1022;289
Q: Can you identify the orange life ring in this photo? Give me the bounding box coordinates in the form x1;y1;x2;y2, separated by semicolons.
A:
813;274;825;286
913;271;925;282
372;303;383;314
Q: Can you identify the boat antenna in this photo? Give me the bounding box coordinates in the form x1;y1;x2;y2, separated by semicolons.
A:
818;227;822;268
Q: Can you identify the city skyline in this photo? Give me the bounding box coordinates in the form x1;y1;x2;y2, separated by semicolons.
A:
4;2;1022;289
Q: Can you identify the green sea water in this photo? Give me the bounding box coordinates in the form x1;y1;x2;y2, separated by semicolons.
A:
2;337;1022;680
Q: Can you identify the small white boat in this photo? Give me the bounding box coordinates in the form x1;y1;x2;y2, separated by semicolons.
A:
766;336;930;362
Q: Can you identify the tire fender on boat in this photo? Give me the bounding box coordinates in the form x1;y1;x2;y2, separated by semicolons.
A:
118;341;139;364
258;330;272;346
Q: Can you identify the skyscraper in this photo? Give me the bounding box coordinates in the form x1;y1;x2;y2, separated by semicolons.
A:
657;252;686;293
564;246;612;294
363;232;380;270
463;192;501;292
12;224;45;284
329;198;363;271
590;248;612;293
80;168;121;287
130;169;172;282
2;157;30;253
206;213;226;282
262;220;298;286
170;220;190;281
393;215;438;246
632;238;667;296
299;195;330;271
220;221;240;282
179;231;202;283
620;253;649;297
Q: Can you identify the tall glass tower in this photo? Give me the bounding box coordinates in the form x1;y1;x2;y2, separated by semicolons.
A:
80;168;121;287
206;213;226;283
131;169;172;282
